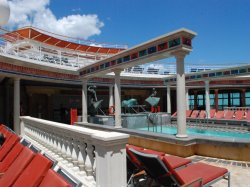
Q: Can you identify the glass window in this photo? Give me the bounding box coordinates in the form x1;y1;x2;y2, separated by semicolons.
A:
230;92;240;107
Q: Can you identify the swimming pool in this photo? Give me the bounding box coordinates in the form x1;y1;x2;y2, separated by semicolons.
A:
138;126;250;139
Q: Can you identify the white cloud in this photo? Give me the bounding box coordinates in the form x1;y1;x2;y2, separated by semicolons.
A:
7;0;104;39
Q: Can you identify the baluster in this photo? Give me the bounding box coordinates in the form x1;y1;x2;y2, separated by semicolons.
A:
72;138;80;172
66;136;74;168
61;134;68;164
55;133;64;161
84;140;95;183
78;140;87;176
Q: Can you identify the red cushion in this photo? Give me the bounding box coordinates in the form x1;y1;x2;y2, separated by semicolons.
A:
126;144;143;151
0;146;35;186
13;153;53;187
0;143;24;172
39;169;72;187
162;156;191;169
139;149;165;157
126;145;144;168
174;163;228;187
0;135;20;161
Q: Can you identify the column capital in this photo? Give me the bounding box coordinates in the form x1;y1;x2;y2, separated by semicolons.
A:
172;50;190;59
214;89;219;94
204;80;210;85
81;78;88;84
113;69;123;75
14;77;20;81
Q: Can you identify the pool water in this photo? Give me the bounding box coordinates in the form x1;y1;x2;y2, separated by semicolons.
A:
138;126;250;139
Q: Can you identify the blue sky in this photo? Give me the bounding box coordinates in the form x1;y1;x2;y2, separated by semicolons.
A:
7;0;250;65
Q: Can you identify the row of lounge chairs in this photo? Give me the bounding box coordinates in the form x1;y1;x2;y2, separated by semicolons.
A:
0;124;78;187
172;109;250;125
126;144;230;187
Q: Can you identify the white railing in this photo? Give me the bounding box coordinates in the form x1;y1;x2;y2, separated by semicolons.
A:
20;116;129;187
0;28;114;69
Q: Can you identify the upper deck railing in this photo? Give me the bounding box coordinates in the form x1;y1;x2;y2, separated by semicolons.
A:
0;27;126;70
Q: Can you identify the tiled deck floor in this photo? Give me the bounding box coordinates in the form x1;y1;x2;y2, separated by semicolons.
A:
189;155;250;187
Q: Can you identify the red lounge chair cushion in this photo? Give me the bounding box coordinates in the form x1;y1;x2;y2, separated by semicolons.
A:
126;145;144;168
210;109;216;118
0;146;35;186
190;110;199;118
235;111;245;120
215;111;224;119
39;169;72;187
174;163;228;187
139;149;165;157
13;153;53;187
245;111;250;120
0;135;20;161
224;111;234;119
162;156;191;169
198;110;206;118
186;110;192;117
0;143;24;172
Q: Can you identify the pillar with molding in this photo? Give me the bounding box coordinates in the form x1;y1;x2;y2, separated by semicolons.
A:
114;70;122;128
186;88;189;110
173;51;189;138
82;79;88;123
166;84;171;113
109;85;114;108
13;77;20;134
205;80;211;118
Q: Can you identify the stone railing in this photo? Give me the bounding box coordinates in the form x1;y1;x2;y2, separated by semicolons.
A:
20;116;129;187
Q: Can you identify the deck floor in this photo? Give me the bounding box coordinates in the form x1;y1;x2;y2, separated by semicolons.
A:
189;155;250;187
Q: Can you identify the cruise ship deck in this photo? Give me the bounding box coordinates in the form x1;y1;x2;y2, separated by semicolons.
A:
0;0;250;186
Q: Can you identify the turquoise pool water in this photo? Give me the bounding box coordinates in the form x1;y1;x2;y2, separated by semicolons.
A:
138;126;250;139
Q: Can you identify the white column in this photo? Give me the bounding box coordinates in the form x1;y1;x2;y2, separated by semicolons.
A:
82;79;88;123
114;70;122;128
175;52;188;138
14;77;20;134
109;85;114;107
205;80;211;118
93;132;129;187
167;84;171;113
186;88;189;110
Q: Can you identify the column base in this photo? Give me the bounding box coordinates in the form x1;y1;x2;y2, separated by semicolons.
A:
176;134;188;138
114;125;122;129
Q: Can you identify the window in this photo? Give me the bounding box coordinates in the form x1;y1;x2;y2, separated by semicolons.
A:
246;92;250;107
189;95;194;110
230;92;240;107
197;94;204;109
218;93;228;110
210;94;215;109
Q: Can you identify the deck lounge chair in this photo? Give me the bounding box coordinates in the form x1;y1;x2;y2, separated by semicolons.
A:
0;146;35;186
198;110;206;119
12;153;53;187
0;143;24;173
130;148;230;187
214;110;224;119
245;110;250;121
210;109;216;118
224;110;235;120
171;110;193;119
39;169;72;187
0;134;20;161
190;110;199;119
186;110;192;118
234;110;245;121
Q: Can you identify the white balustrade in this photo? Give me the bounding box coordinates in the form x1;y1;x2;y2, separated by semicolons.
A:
20;116;129;187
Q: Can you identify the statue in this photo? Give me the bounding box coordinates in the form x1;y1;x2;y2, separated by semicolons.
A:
87;85;103;116
145;88;160;107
